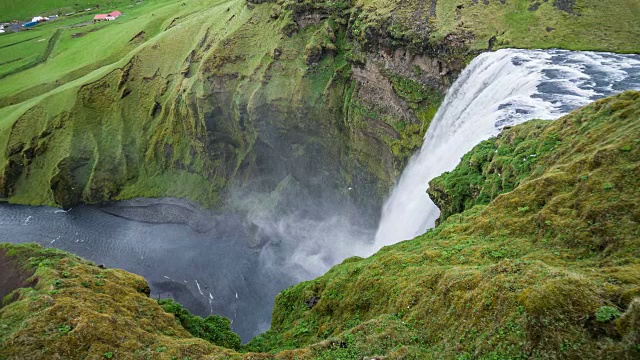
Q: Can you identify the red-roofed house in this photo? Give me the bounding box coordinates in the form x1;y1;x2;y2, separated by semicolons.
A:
106;11;122;20
93;14;108;22
93;10;121;23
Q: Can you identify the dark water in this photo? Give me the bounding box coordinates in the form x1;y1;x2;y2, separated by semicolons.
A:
0;201;294;341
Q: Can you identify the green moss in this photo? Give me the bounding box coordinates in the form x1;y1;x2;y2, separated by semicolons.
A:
0;243;237;359
429;90;640;232
427;120;553;223
385;74;443;165
158;299;241;350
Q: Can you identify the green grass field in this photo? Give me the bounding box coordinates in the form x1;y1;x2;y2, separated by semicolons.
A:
0;0;171;101
0;0;159;22
432;0;640;52
0;31;51;77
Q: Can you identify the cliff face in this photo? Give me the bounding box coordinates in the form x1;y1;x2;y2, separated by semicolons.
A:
1;0;638;211
0;0;448;212
2;91;638;360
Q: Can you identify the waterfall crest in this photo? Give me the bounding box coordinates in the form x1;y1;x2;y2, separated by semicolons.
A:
373;49;640;249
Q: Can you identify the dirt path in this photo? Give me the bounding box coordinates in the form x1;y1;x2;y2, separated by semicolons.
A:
0;249;34;306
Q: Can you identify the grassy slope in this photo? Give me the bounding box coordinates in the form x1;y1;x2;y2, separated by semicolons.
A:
350;0;640;52
247;91;640;358
0;0;244;207
1;91;638;360
427;119;579;224
433;0;640;52
0;0;638;209
0;1;176;101
0;0;385;209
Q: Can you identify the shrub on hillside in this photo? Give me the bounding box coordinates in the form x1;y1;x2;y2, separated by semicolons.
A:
158;299;241;350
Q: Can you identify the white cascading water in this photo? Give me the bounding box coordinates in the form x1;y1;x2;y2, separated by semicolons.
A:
373;49;640;249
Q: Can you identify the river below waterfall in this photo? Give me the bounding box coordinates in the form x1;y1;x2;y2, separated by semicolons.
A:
0;201;295;342
0;195;374;342
1;49;640;343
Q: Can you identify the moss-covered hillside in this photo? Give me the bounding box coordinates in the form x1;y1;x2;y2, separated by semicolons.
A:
2;92;639;359
0;243;239;359
0;0;638;210
428;89;640;225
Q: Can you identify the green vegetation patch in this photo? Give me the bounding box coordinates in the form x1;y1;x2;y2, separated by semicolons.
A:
159;299;241;350
427;119;555;223
387;74;443;164
433;0;640;53
429;90;640;229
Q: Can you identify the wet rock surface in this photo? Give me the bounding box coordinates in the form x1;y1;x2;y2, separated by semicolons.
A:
0;249;35;307
100;198;214;233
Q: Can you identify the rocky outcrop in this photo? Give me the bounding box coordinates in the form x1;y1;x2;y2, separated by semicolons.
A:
0;248;35;306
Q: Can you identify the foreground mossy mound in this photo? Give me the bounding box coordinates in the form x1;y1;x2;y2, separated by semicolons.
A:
247;91;640;358
1;93;639;359
0;243;242;359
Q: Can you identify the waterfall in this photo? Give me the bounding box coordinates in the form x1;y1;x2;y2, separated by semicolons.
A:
373;49;640;249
